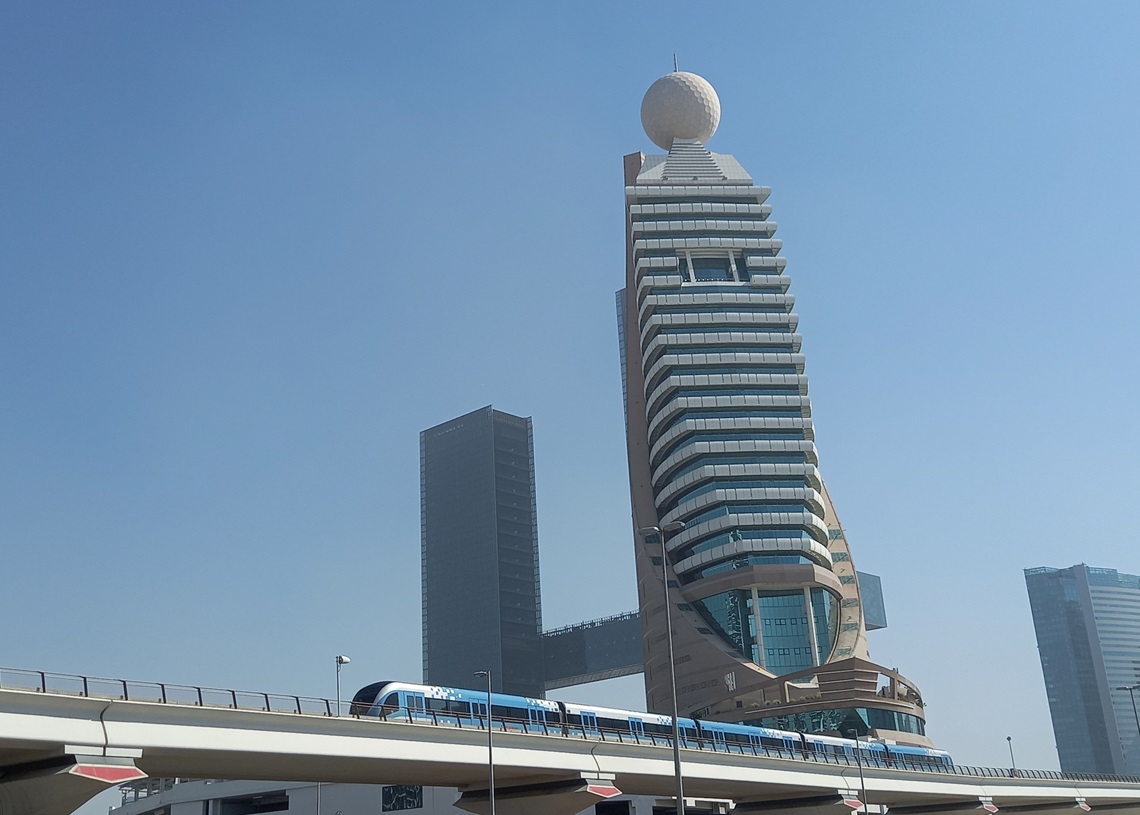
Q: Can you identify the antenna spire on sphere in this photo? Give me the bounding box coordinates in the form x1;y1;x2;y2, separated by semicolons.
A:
640;70;721;151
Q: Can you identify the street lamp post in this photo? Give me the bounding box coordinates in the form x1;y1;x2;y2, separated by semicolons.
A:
1117;684;1140;770
334;655;351;716
637;521;687;815
1006;735;1017;777
474;670;495;815
1116;685;1140;739
846;730;868;814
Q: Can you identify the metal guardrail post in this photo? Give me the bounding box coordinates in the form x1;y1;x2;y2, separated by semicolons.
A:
82;676;89;697
160;684;167;704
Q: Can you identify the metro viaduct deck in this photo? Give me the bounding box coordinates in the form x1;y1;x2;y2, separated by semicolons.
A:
2;687;1140;815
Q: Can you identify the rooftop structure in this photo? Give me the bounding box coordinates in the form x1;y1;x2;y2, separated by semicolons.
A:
542;611;643;691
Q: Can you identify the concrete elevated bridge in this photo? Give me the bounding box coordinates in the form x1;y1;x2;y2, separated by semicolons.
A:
1;667;1139;815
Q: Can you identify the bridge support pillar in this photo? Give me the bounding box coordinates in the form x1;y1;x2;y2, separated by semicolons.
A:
733;791;870;815
999;801;1093;814
1086;804;1140;815
0;752;146;815
891;798;1000;815
454;774;621;815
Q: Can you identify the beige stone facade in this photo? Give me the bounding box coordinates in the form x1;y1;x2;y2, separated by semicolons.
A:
619;80;928;745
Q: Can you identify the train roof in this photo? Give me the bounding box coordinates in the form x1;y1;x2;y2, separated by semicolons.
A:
804;733;859;746
560;699;679;727
359;681;561;712
887;742;952;757
351;681;399;702
697;719;797;738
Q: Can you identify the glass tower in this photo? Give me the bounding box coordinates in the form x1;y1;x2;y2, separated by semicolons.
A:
619;71;928;742
1025;564;1140;775
420;406;544;697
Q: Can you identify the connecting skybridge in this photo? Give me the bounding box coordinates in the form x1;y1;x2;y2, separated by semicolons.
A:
2;667;1140;815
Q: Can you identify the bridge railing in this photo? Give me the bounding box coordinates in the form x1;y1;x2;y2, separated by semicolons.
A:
366;703;1140;784
5;666;1140;787
0;667;337;717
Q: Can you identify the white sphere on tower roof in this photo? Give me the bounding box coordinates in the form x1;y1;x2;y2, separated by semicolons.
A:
640;71;721;150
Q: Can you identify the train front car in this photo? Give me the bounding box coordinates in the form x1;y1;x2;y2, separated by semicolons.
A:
350;681;561;733
349;680;399;716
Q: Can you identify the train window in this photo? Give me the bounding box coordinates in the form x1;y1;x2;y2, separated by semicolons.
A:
494;704;528;722
406;694;425;712
598;715;629;732
428;698;467;714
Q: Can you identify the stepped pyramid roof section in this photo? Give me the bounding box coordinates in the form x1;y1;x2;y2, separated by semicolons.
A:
637;139;752;185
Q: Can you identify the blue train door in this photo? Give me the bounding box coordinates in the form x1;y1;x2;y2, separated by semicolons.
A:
629;718;645;741
403;692;426;719
471;700;487;727
581;711;599;735
711;728;726;750
528;708;547;733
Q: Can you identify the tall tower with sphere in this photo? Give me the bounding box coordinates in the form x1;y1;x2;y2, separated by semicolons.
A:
618;70;931;744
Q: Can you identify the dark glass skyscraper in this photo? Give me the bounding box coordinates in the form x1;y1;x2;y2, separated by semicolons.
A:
420;406;543;697
1025;564;1140;775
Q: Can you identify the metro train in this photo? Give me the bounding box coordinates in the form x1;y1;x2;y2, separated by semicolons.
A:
350;681;953;771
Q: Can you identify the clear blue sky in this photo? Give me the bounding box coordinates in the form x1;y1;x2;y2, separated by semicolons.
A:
3;4;1139;805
